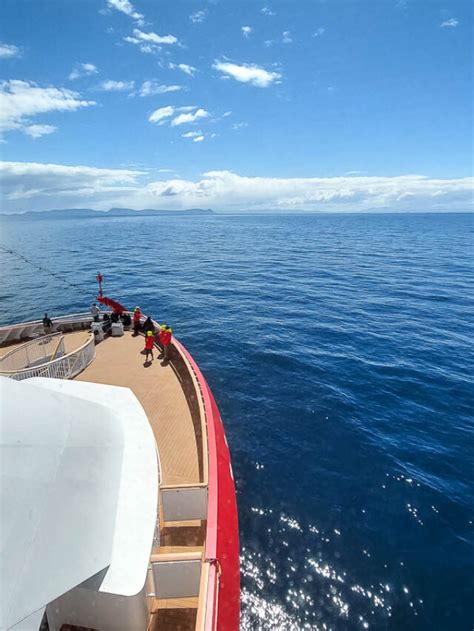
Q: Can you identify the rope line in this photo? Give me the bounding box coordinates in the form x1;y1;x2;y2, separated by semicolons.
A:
0;244;84;290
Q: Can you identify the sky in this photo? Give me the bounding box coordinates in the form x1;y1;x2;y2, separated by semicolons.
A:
0;0;472;213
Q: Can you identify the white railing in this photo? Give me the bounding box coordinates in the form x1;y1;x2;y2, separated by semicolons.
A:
0;333;65;372
0;334;95;381
0;312;93;345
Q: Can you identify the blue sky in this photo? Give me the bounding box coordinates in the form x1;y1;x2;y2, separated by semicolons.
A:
0;0;472;213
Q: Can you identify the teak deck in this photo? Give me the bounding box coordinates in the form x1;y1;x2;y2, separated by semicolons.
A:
75;331;201;486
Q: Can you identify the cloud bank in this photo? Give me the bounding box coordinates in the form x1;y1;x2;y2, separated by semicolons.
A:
1;162;472;214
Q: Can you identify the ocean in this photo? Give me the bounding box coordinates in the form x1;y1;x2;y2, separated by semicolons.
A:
1;212;473;630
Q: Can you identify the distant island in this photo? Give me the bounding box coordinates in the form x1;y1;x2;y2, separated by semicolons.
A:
0;208;215;221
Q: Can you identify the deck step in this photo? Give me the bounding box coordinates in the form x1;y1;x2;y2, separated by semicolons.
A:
152;596;198;611
153;545;203;555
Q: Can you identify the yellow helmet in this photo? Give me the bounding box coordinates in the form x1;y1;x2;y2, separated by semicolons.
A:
147;331;153;337
167;327;173;333
161;324;166;330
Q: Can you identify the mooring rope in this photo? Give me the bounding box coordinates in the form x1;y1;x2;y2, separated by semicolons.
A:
0;244;83;290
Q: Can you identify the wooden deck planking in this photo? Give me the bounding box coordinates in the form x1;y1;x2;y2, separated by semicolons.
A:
75;332;200;485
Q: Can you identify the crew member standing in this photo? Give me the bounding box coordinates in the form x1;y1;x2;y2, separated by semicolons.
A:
91;303;100;322
144;330;155;362
42;313;53;334
159;324;172;362
133;307;142;335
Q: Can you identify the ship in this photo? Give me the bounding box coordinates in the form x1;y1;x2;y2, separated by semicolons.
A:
0;278;240;631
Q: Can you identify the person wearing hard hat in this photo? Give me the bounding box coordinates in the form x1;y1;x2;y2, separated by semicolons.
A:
159;324;172;362
144;330;155;363
133;307;141;335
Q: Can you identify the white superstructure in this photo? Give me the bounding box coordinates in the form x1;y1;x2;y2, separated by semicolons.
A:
0;377;159;631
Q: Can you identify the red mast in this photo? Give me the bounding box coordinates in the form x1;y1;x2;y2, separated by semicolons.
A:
96;271;103;297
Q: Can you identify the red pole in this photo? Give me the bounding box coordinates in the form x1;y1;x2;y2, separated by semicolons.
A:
96;272;103;297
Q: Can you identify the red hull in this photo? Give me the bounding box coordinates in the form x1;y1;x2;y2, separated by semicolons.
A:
173;339;240;630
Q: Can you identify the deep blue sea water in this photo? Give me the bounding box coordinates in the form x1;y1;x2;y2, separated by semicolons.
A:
1;213;473;630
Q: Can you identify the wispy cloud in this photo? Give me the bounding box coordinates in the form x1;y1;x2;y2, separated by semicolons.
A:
313;27;325;37
0;42;22;59
169;62;198;76
99;79;134;91
0;80;95;138
106;0;144;25
242;26;253;38
149;105;175;124
139;81;182;96
213;61;282;88
261;7;275;16
171;108;208;126
22;124;57;139
440;18;459;28
182;130;205;142
69;62;98;80
190;9;207;23
3;162;472;213
124;28;178;53
282;31;292;44
148;105;208;127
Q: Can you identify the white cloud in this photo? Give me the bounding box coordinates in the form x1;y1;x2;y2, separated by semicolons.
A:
1;162;472;213
440;18;459;28
149;105;175;123
0;80;95;137
264;40;274;48
223;111;232;117
169;62;198;76
171;108;208;126
139;81;182;96
69;62;98;80
0;161;145;207
99;79;134;91
313;27;325;37
282;31;292;44
213;61;282;88
242;26;253;38
106;0;144;24
124;29;178;53
0;43;21;59
182;130;205;142
232;122;248;130
261;7;275;16
23;124;57;139
132;28;177;45
190;10;207;23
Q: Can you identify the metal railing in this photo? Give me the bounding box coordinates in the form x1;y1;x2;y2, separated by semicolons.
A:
0;333;65;372
0;312;93;345
0;334;95;381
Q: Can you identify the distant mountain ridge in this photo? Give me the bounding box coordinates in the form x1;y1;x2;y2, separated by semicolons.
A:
0;208;215;220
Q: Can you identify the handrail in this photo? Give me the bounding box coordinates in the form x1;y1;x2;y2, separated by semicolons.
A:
50;335;65;361
0;312;92;331
0;332;63;362
149;316;209;486
0;333;95;380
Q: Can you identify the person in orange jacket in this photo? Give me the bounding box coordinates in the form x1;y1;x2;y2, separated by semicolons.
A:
133;306;141;335
159;324;172;362
144;330;155;362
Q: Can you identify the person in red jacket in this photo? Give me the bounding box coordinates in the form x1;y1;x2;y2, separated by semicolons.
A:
144;330;155;363
133;307;141;335
159;324;172;362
